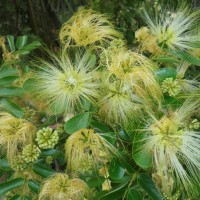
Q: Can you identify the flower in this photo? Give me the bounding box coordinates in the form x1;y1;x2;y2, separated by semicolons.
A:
142;6;200;50
22;144;41;163
10;154;27;172
39;173;89;200
0;112;36;160
65;129;113;174
138;99;200;195
34;50;100;114
100;42;162;106
59;8;121;47
98;78;141;125
36;127;59;149
161;78;181;96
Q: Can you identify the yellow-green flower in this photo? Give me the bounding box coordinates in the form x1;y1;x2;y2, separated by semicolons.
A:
39;173;89;200
161;78;181;97
0;112;36;160
10;154;27;172
138;99;200;195
65;129;113;174
59;8;121;47
34;51;100;114
22;144;41;163
36;127;59;149
142;6;200;50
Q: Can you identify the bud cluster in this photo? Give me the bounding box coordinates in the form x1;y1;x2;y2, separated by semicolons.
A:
36;127;59;149
22;144;41;163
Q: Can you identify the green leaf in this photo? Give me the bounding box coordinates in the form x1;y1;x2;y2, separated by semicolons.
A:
28;179;41;194
109;158;125;180
96;183;128;200
16;36;28;50
155;68;177;83
91;120;111;133
87;176;105;188
0;158;10;170
0;87;25;96
10;195;21;200
118;129;131;141
117;151;135;174
32;163;56;178
18;41;41;54
64;112;92;134
0;76;18;86
132;134;152;169
0;98;24;118
152;55;180;64
41;149;63;158
0;68;18;79
0;178;25;195
138;174;164;200
127;188;143;200
7;35;15;51
169;49;200;66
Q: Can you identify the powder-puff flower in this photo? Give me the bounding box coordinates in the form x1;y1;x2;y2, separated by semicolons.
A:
137;99;200;195
65;128;114;174
39;173;89;200
142;6;200;50
0;112;36;160
59;8;121;47
34;51;100;114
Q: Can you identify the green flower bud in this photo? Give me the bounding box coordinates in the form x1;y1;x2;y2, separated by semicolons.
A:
22;144;41;163
10;154;27;172
161;78;181;97
46;156;53;164
35;127;59;149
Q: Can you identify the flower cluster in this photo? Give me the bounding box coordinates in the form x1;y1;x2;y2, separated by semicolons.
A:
36;127;59;149
22;144;41;163
161;78;181;96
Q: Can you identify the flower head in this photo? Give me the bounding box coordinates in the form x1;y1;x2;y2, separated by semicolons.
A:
142;6;200;50
34;51;100;114
138;99;200;195
22;144;41;163
65;129;113;174
36;127;59;149
39;173;89;200
0;112;36;160
59;8;121;47
161;78;181;97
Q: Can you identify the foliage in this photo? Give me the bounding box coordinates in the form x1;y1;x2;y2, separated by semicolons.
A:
0;1;200;200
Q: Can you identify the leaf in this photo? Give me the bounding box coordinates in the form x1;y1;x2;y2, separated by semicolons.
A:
0;98;24;118
91;120;111;133
18;41;41;54
117;150;135;174
32;163;56;178
108;158;125;180
132;134;152;169
118;129;132;141
7;35;15;51
155;68;177;83
0;76;18;86
127;188;143;200
96;183;128;200
64;112;92;134
0;68;18;79
0;158;10;170
28;179;41;194
169;49;200;66
16;36;28;50
152;55;180;64
87;176;105;188
10;195;21;200
41;149;63;158
0;87;25;96
0;178;25;195
138;174;164;200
